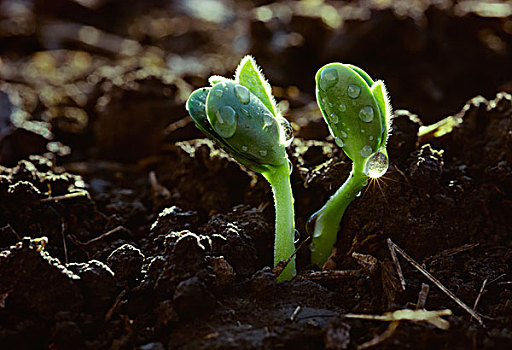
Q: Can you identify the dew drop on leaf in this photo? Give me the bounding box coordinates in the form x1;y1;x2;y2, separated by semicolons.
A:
347;84;361;98
330;112;339;124
334;136;344;147
214;89;224;98
277;117;294;146
340;130;348;138
259;149;267;157
213;106;237;138
365;151;389;178
359;105;374;122
263;114;274;129
319;68;338;90
338;102;346;112
294;229;300;244
240;107;250;117
234;85;250;104
242;145;248;152
360;145;373;157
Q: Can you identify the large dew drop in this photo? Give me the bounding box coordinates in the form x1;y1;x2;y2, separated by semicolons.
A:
359;106;374;122
234;85;250;104
360;145;373;157
263;114;274;129
330;112;339;124
319;68;338;90
214;89;224;98
365;151;389;178
213;106;237;138
277;117;294;147
347;84;361;98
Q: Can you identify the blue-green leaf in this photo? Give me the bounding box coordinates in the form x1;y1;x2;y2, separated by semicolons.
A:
235;56;278;117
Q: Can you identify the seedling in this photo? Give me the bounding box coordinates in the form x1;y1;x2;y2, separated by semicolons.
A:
309;63;392;267
186;56;296;281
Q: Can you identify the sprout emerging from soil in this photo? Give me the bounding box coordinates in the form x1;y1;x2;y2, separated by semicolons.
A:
186;56;296;281
309;63;392;267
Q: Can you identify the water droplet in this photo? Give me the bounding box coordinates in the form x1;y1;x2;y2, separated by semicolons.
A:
259;149;267;157
338;102;346;112
306;210;321;236
361;129;365;133
263;114;274;129
240;107;250;117
347;84;361;98
360;145;373;157
347;127;351;131
340;130;348;138
365;151;389;178
213;106;237;138
369;136;374;141
214;89;224;98
359;106;374;122
330;112;339;124
294;229;300;243
234;85;250;104
334;136;344;147
277;117;294;146
242;145;248;152
319;68;338;90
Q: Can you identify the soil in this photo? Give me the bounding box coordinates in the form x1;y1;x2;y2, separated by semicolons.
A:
1;0;511;349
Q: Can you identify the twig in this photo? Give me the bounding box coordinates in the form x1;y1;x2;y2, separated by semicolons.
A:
358;321;399;350
471;278;488;321
302;270;361;281
73;226;125;246
290;306;301;321
487;273;506;285
0;224;22;241
273;236;310;278
61;220;68;264
387;239;406;291
40;191;90;202
416;283;430;310
105;290;127;322
387;239;483;325
424;243;479;265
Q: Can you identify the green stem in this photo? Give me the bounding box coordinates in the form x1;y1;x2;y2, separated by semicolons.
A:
263;162;296;281
310;162;368;267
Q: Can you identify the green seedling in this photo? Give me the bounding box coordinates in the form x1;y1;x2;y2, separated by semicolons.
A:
309;63;392;267
186;56;297;281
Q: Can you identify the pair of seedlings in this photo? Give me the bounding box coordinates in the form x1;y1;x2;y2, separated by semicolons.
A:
186;56;391;281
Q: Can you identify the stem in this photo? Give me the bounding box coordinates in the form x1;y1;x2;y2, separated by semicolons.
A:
263;162;296;281
310;162;368;267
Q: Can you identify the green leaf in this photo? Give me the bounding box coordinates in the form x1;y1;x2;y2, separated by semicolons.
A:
235;56;278;117
315;63;384;164
206;81;287;167
186;87;269;173
346;64;374;87
371;80;392;144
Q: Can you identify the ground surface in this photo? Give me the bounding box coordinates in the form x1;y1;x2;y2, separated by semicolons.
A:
0;0;511;349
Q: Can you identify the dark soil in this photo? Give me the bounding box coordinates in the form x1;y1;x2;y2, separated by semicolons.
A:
1;1;512;349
